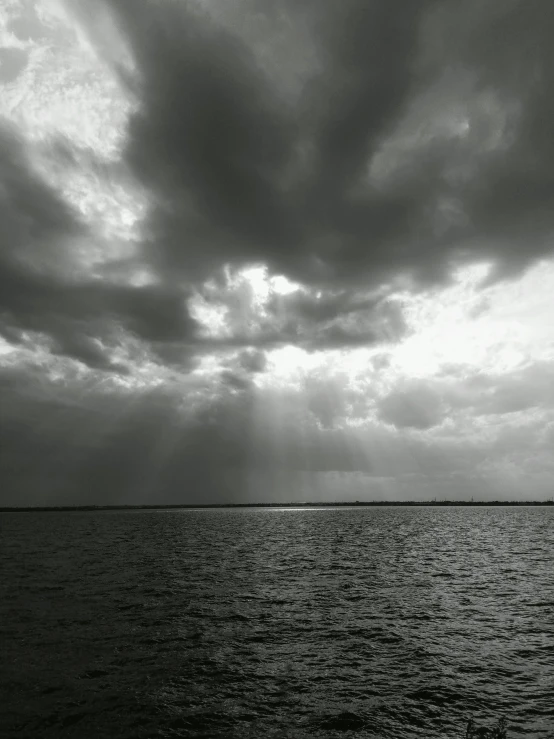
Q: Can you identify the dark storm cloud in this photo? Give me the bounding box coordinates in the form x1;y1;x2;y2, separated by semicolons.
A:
207;306;404;353
51;331;125;373
265;290;406;337
73;0;554;295
0;123;91;366
0;123;83;259
96;0;436;286
0;258;201;370
266;291;409;349
196;273;408;354
424;0;554;282
296;0;436;240
5;0;554;381
0;124;202;369
216;349;267;392
103;0;297;278
237;348;267;374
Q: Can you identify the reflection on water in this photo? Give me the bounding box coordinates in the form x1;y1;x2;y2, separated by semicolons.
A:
1;506;552;738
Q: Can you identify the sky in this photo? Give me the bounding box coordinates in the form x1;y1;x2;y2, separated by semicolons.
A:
1;0;554;505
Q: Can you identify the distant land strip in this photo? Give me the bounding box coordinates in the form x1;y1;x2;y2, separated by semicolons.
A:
1;500;553;512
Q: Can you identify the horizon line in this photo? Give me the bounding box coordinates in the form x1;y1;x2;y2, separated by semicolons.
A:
1;500;553;512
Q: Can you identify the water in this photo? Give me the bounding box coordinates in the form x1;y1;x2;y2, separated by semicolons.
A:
1;506;552;738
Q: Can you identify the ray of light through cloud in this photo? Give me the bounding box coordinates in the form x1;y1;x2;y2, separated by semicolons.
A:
1;0;554;504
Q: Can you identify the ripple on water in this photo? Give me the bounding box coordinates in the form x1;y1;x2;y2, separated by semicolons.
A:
1;506;553;738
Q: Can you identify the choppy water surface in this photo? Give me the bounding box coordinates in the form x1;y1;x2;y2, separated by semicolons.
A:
1;506;553;738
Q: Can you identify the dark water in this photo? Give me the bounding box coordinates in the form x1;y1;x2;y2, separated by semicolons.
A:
1;507;553;739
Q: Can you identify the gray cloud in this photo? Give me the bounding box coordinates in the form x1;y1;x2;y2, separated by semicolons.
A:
99;0;436;287
3;0;554;506
0;370;360;505
0;123;204;370
2;362;554;505
0;123;83;260
6;0;554;375
455;363;554;417
267;290;409;348
212;349;267;393
0;47;29;84
65;0;554;296
238;348;267;374
377;382;445;430
7;2;60;44
376;361;554;431
0;257;201;371
195;272;409;354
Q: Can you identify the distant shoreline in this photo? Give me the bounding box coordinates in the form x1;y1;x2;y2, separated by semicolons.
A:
1;500;553;512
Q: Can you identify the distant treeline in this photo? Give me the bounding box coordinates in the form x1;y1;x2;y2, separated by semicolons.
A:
1;500;553;512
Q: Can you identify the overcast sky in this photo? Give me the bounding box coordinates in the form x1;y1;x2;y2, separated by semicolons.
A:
1;0;554;505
